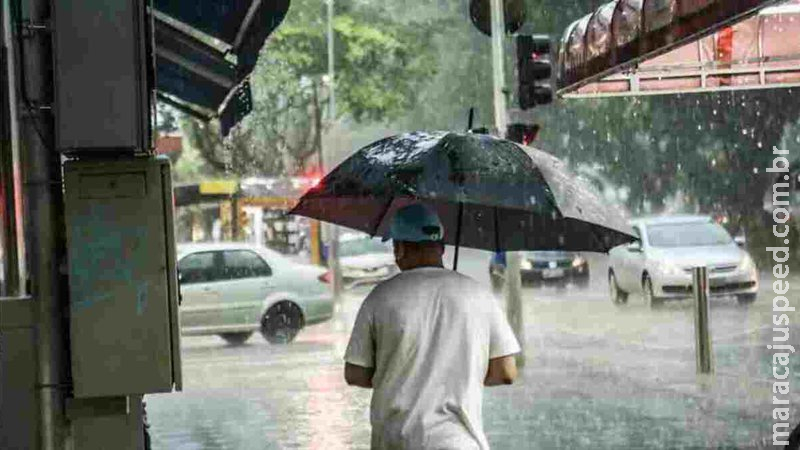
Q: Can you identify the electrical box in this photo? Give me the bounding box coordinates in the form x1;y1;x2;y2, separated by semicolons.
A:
64;157;181;398
52;0;153;152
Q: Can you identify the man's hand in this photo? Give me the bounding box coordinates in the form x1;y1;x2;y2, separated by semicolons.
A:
344;363;375;389
484;355;518;386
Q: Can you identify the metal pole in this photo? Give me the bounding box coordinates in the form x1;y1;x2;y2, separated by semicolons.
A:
452;202;463;271
326;0;341;301
490;0;524;367
18;0;70;447
490;0;507;135
692;266;713;374
1;0;25;296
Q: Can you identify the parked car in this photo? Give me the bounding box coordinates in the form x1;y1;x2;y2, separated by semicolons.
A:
177;242;334;345
607;215;758;307
489;251;590;292
337;233;399;289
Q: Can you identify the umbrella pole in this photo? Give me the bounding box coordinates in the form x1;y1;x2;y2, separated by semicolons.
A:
453;202;463;271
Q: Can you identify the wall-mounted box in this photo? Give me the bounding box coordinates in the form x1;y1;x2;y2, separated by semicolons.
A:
64;157;181;398
52;0;153;152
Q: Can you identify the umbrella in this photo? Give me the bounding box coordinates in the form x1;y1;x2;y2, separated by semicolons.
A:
290;131;635;270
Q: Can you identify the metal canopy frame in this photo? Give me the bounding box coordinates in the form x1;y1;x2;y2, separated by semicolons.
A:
152;0;289;134
557;0;799;98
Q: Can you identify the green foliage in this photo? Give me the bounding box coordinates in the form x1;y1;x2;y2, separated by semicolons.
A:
155;103;179;134
178;0;440;176
180;117;284;178
264;12;436;122
534;87;800;245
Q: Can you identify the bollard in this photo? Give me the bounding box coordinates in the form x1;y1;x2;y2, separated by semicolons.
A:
692;266;713;374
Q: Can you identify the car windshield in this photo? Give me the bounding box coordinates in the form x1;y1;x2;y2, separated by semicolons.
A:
339;238;392;257
646;222;733;248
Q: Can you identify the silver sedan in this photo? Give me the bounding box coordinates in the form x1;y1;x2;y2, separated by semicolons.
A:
177;242;334;345
608;215;758;307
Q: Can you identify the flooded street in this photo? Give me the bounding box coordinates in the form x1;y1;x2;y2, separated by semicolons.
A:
147;250;798;449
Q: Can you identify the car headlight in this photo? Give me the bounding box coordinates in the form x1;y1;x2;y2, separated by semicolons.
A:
520;259;533;270
571;256;586;268
740;254;756;273
657;261;685;277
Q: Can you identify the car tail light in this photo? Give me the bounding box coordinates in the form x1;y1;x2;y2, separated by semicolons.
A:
318;271;332;283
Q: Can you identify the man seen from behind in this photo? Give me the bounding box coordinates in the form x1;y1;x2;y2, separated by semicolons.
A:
344;203;521;450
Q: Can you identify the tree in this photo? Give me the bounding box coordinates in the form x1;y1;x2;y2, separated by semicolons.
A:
155;103;179;135
182;0;437;176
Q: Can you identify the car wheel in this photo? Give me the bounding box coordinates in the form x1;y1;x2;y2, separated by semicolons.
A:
261;301;304;344
737;293;757;305
219;332;253;346
609;271;628;305
642;275;662;308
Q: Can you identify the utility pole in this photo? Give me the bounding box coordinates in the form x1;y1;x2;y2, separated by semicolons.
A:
490;0;525;367
326;0;342;301
1;0;25;296
17;0;70;447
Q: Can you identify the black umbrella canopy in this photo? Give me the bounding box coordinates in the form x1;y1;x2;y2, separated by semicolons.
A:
291;131;634;253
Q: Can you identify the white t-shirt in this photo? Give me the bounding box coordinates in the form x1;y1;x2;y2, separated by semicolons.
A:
345;267;521;450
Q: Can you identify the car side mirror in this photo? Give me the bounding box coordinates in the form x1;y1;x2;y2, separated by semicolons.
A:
627;241;642;253
734;235;746;247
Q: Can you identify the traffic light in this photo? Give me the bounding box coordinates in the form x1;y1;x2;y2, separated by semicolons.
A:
516;34;553;110
507;123;541;146
469;0;526;36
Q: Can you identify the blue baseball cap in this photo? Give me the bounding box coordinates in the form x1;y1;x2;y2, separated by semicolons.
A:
382;203;444;243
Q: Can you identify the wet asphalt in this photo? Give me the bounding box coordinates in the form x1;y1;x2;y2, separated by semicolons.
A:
146;249;800;449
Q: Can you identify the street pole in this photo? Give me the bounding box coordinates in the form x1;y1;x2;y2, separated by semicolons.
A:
326;0;342;301
1;0;25;297
692;267;713;375
490;0;525;367
18;0;70;446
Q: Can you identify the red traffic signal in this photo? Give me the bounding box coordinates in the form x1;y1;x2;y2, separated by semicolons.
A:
517;35;554;110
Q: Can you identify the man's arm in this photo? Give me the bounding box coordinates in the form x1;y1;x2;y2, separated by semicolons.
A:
484;354;518;386
344;362;375;389
344;294;376;388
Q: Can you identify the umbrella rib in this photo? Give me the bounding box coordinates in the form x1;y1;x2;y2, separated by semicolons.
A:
370;196;395;238
453;201;464;272
493;206;500;254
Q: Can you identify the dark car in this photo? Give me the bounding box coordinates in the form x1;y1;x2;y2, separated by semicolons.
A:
489;251;590;292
